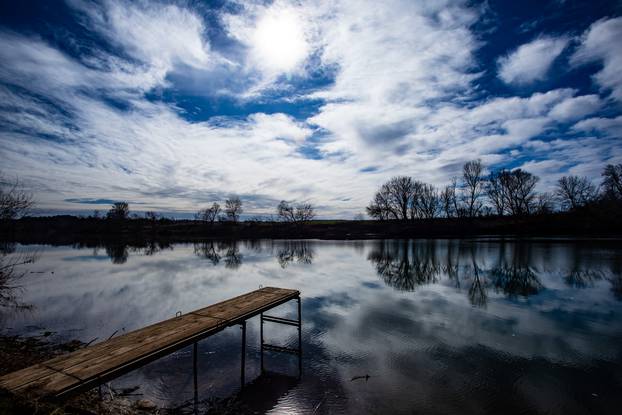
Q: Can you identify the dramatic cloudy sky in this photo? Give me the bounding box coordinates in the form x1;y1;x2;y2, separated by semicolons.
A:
0;0;621;218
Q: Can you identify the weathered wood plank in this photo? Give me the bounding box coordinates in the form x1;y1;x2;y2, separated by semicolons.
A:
0;287;299;399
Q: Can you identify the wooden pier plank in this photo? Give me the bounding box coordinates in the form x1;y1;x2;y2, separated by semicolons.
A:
0;287;298;399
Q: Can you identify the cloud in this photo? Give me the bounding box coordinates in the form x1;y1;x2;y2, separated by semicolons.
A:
65;198;144;205
572;115;622;137
0;1;620;218
497;36;569;85
548;94;602;122
307;0;481;160
70;0;212;70
571;17;622;101
0;38;346;214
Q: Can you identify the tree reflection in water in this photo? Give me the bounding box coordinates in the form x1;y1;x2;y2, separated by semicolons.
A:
489;243;543;299
194;241;221;265
102;239;317;270
222;241;242;269
367;240;440;291
0;241;36;309
194;241;242;269
467;257;487;308
77;238;621;306
609;251;622;300
105;243;128;264
142;240;173;257
367;240;548;307
276;241;314;268
489;265;542;298
101;240;173;264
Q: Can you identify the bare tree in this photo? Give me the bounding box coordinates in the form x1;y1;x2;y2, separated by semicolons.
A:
412;182;440;219
408;181;423;219
1;173;36;307
106;202;130;220
0;173;33;220
555;176;597;211
277;201;316;225
461;160;485;217
387;176;414;220
507;169;539;215
277;201;295;222
1;245;37;307
195;202;221;224
225;196;243;222
368;177;444;220
601;164;622;200
486;170;506;216
487;169;539;216
367;185;393;220
535;192;555;214
295;203;315;223
366;176;414;220
440;178;459;218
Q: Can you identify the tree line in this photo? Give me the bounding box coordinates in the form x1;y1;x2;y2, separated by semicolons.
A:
2;163;620;224
194;198;315;225
94;196;317;225
366;161;622;220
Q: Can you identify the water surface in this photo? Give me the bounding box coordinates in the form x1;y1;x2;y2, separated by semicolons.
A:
2;239;622;414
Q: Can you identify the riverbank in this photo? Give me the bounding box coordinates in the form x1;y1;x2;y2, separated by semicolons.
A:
0;333;159;414
3;205;622;246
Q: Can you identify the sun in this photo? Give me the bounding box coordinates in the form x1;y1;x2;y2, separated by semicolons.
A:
252;7;309;74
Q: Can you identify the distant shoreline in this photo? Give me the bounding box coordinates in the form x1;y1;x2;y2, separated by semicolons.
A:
3;209;622;245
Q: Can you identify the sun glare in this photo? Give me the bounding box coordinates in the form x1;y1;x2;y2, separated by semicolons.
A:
252;8;308;74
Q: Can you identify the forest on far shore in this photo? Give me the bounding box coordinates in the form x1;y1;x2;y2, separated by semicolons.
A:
1;162;621;243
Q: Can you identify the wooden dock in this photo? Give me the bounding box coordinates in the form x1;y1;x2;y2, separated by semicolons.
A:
0;287;300;400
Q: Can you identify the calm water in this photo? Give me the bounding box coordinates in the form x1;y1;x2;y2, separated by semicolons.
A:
2;239;622;414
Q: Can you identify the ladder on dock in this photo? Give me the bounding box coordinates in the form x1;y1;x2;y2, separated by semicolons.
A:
0;287;302;401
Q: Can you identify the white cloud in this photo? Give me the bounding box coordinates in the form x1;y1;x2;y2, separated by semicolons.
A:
497;36;569;85
571;17;622;101
71;0;212;70
0;1;620;217
307;0;481;162
572;115;622;137
548;94;602;122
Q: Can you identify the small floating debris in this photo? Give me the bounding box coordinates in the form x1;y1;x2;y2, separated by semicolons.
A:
351;374;371;381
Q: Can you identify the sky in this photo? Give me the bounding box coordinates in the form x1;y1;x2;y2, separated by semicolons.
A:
0;0;621;218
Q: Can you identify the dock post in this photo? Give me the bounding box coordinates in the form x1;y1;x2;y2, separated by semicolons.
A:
260;312;264;373
297;295;302;377
240;321;246;388
193;342;198;414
